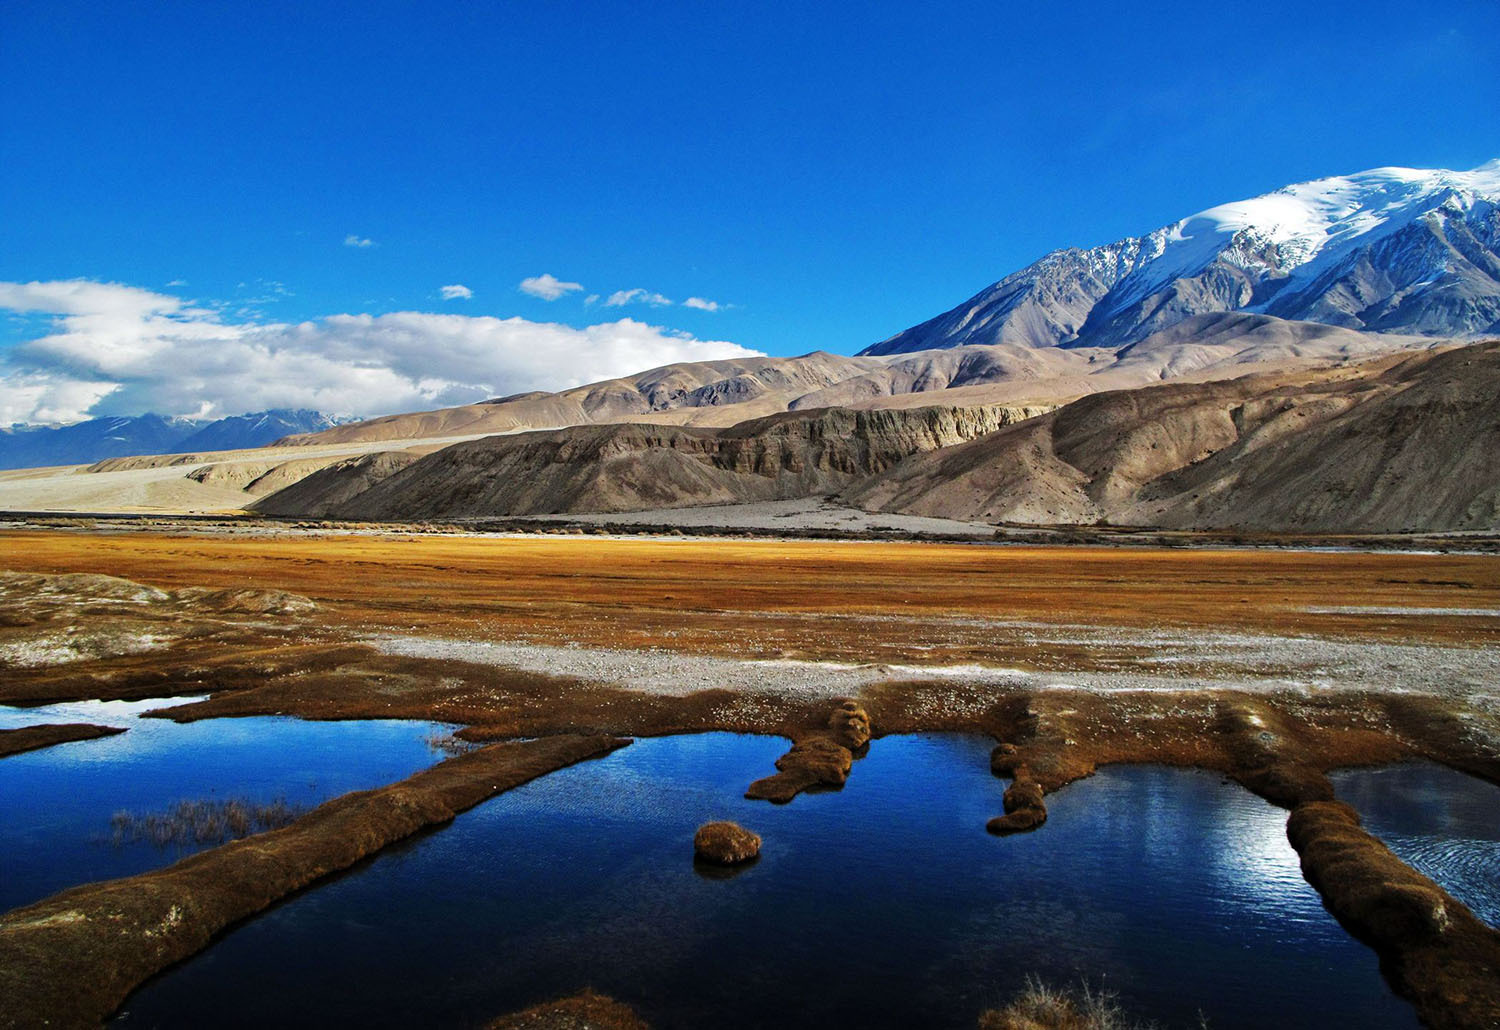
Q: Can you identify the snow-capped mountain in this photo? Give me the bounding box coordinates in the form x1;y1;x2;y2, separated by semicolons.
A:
172;409;348;453
0;409;350;470
862;161;1500;355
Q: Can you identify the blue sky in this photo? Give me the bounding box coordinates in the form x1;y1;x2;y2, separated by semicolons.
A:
1;0;1497;422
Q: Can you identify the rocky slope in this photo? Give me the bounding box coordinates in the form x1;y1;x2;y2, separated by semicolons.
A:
849;341;1500;532
254;404;1046;519
864;162;1500;355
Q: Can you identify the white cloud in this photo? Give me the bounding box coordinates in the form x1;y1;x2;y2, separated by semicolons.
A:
518;273;583;301
343;234;375;248
606;288;673;307
584;294;599;306
683;297;722;311
440;284;473;301
0;279;761;425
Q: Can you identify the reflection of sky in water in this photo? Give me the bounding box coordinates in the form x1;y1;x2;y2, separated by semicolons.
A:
1333;762;1500;927
0;696;206;731
0;703;453;912
117;735;1418;1030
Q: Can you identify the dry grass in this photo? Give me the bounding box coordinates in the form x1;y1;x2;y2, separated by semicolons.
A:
979;976;1176;1030
424;730;477;755
108;798;306;847
3;531;1498;663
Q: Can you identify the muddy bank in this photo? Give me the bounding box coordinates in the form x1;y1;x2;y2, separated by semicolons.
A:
0;734;628;1030
0;723;123;758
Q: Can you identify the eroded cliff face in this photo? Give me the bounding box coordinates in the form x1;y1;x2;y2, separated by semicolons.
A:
257;403;1050;520
851;341;1500;533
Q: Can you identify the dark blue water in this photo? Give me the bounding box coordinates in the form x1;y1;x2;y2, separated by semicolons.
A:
113;734;1417;1029
1331;761;1500;927
0;699;454;913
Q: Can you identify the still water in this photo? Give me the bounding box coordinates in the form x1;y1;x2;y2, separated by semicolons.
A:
1332;761;1500;927
114;734;1420;1029
0;698;454;912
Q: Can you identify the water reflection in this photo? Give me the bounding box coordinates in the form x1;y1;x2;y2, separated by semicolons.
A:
0;702;455;912
115;735;1417;1030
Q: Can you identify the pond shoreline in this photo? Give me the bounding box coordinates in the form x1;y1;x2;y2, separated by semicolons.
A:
0;734;629;1030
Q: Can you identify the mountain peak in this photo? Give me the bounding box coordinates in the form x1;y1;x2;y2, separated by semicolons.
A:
861;162;1500;357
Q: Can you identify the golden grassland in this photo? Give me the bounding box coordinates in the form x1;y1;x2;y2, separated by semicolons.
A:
3;530;1499;655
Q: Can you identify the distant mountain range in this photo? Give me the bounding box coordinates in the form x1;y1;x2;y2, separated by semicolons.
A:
0;410;350;470
7;162;1500;534
862;161;1500;355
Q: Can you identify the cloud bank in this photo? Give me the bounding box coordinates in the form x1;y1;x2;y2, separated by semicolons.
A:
0;279;761;425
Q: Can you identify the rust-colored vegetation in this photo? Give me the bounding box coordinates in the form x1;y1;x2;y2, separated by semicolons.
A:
693;821;761;865
745;701;871;803
3;530;1499;661
1290;802;1500;1030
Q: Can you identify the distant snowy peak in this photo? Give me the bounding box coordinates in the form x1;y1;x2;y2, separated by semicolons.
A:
862;161;1500;356
1152;161;1500;282
0;408;353;470
175;409;351;452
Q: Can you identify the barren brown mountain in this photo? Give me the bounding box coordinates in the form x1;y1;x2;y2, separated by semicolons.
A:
256;340;1500;533
852;340;1500;532
257;404;1044;518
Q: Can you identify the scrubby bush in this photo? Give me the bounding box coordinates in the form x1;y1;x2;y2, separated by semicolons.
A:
979;976;1193;1030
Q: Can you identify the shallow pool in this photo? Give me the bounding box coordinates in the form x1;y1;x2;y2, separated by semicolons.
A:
113;734;1418;1029
1331;761;1500;927
0;699;455;913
